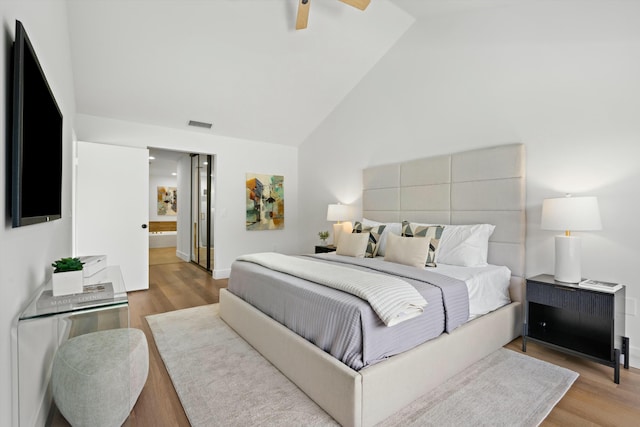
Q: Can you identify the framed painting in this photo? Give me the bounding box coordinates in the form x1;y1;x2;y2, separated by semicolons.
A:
157;186;177;216
246;173;284;230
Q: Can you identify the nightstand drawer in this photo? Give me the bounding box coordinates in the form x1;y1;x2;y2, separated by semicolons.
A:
579;291;613;318
527;281;580;311
527;281;614;317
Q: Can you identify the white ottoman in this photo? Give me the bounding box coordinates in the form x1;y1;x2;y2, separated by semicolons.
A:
52;328;149;427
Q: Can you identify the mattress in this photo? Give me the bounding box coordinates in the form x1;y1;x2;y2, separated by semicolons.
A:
309;254;511;319
228;254;469;370
430;263;512;318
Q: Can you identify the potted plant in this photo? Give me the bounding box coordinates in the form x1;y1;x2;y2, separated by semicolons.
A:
318;230;329;245
51;257;85;296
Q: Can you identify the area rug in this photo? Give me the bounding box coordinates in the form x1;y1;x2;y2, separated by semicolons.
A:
146;304;578;426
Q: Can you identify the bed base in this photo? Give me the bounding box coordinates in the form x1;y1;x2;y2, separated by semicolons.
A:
220;288;521;427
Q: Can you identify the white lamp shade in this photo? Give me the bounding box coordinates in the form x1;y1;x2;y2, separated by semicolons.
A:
541;196;602;232
327;204;350;222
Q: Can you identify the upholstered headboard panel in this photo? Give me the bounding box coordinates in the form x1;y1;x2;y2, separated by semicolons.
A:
363;144;526;279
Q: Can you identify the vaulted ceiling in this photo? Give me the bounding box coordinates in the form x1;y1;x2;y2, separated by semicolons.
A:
66;0;416;147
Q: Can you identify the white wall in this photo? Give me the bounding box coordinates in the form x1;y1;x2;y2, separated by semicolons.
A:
149;175;178;222
74;114;299;278
0;1;76;425
299;1;640;367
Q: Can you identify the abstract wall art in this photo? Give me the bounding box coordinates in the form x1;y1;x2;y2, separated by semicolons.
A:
246;173;284;230
157;186;177;216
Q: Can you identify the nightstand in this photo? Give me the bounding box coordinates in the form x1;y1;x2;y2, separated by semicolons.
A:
315;245;336;254
522;274;629;383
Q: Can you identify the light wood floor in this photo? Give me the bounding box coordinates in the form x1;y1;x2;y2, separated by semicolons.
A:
126;259;227;426
506;340;640;426
148;247;187;266
57;259;640;425
149;246;214;270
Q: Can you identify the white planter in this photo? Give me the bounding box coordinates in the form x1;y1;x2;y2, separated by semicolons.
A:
52;270;84;296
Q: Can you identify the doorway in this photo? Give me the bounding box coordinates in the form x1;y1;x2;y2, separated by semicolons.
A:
191;153;214;271
148;149;189;266
147;148;216;272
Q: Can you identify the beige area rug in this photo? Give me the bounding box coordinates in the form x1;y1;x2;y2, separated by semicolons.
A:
146;304;578;427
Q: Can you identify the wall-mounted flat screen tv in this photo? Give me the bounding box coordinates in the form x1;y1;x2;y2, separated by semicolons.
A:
11;20;63;227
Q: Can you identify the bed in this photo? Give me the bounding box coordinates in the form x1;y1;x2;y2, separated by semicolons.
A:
220;143;526;427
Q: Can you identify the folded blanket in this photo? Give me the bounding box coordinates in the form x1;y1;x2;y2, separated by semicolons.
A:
236;252;427;326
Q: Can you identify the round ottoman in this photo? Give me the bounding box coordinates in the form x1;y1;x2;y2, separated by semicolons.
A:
52;328;149;427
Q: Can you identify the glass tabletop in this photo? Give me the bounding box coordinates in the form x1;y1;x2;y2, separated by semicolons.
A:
19;265;128;320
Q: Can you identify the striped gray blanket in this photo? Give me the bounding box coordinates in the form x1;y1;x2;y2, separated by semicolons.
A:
237;252;427;326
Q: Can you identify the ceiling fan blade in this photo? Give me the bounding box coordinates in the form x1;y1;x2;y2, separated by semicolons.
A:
339;0;370;11
296;0;310;30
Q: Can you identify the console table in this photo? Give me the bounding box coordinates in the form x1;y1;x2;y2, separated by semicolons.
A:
15;266;129;426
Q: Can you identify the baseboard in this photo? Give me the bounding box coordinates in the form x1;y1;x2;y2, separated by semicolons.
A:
213;268;230;279
176;250;189;262
628;344;639;369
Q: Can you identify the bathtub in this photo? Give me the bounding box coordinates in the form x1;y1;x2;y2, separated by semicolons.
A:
149;231;177;248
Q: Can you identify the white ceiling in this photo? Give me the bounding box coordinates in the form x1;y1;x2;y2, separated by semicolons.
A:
66;0;415;147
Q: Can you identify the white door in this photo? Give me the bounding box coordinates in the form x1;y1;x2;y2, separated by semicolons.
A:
75;141;149;291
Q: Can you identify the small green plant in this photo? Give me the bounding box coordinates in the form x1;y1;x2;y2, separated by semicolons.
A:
318;230;329;243
52;257;85;273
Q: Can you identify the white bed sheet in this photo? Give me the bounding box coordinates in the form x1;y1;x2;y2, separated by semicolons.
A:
430;263;511;319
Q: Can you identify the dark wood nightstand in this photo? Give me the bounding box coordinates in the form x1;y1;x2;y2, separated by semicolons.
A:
522;274;629;383
314;245;336;254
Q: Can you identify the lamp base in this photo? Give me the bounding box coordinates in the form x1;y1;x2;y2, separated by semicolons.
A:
332;221;353;247
554;235;581;283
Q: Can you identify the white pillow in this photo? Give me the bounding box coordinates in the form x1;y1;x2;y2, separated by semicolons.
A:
362;218;402;256
437;224;495;267
336;232;370;258
384;233;430;269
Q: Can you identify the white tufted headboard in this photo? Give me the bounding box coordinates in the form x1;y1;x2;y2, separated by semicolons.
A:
362;144;526;298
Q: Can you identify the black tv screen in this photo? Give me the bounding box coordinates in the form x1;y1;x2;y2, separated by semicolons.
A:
12;20;63;227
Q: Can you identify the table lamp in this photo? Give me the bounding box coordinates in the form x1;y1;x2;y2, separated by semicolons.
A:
541;195;602;283
326;204;352;246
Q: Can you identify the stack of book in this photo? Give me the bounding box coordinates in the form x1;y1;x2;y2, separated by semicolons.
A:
578;279;623;293
37;282;115;314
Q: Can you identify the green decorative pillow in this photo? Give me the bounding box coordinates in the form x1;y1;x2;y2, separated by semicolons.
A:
352;221;386;258
401;221;444;267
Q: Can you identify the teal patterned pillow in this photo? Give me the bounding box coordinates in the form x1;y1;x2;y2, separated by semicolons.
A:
352;221;386;258
401;221;444;267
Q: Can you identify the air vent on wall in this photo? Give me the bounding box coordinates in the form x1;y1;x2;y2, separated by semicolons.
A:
188;120;212;129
